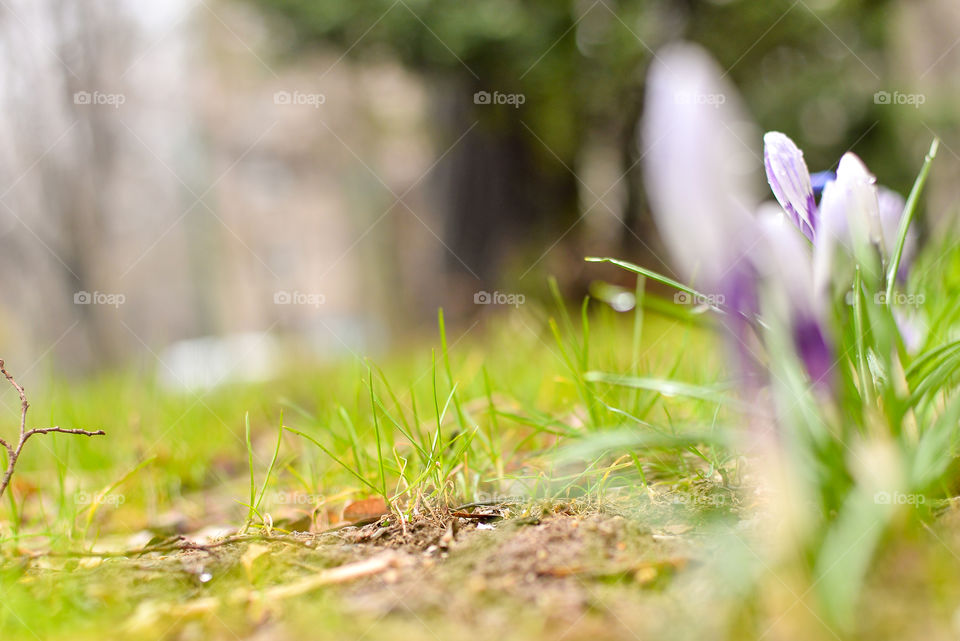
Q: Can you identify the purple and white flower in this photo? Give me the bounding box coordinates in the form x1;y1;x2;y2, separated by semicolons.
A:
641;43;759;292
764;132;818;242
642;42;923;385
643;43;833;387
763;132;917;285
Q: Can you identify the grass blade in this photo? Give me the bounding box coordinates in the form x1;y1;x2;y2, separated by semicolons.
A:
285;426;382;496
885;138;939;303
253;413;284;516
586;257;711;304
585;371;737;407
367;364;388;499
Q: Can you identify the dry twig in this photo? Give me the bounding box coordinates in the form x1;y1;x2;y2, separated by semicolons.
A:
125;552;409;632
0;359;105;501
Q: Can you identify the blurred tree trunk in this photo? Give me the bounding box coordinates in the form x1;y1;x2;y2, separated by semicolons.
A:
436;81;580;287
0;0;132;370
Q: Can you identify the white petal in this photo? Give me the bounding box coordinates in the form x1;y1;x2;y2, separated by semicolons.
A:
754;205;817;312
835;152;881;247
642;43;760;288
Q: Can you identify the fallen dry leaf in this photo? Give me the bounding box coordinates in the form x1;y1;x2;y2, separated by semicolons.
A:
342;497;389;522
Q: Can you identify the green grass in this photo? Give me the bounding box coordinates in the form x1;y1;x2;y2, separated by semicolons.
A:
2;206;960;639
0;296;723;550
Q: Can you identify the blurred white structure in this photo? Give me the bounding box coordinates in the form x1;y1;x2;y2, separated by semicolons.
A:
0;0;437;379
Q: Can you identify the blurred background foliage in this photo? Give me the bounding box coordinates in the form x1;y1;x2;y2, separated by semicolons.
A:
247;0;927;275
0;0;956;375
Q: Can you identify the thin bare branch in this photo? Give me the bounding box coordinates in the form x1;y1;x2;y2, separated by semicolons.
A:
0;360;105;502
0;359;29;439
25;427;106;438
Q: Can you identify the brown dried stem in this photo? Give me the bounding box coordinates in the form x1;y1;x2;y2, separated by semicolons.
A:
0;359;105;501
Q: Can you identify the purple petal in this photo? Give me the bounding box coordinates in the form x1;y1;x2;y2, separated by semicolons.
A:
753;210;833;388
764;132;818;242
721;261;763;385
793;316;833;388
810;171;836;198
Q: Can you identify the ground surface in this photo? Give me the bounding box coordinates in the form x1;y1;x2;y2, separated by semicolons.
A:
4;499;717;640
8;494;960;641
3;307;960;640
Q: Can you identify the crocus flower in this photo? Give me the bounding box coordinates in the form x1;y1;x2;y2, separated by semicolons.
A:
764;132;818;242
754;207;833;386
642;43;767;383
642;43;759;292
763;132;917;284
643;43;832;388
813;151;885;289
811;171;836;198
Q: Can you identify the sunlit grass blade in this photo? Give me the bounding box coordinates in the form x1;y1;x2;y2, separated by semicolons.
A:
585;257;711;304
852;268;875;402
631;274;646;408
814;489;887;628
338;406;366;479
285;426;383;497
367;364;388;499
481;365;503;474
243;412;256;531
911;394;960;488
549;276;583;357
82;456;155;540
548;316;601;429
495;409;576;437
438;308;467;430
252;414;284;518
906;347;960;406
905;339;960;380
885;137;939;303
373;395;429;463
585;371;738;407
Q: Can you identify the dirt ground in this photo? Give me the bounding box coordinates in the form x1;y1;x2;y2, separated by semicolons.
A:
14;496;960;640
